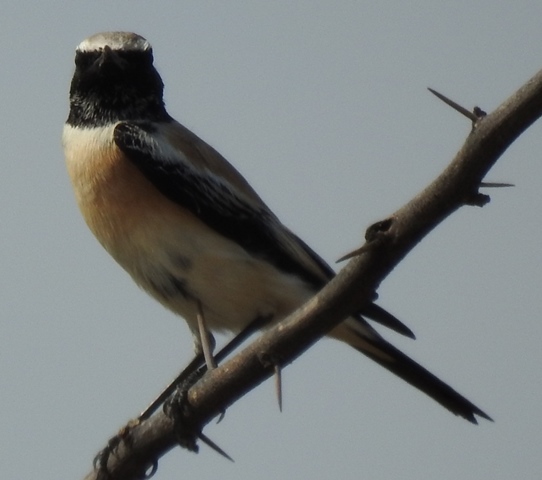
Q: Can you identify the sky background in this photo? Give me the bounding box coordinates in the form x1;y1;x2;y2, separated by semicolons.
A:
2;2;542;479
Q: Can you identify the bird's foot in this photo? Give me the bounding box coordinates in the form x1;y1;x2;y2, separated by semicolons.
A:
164;379;233;461
163;387;200;453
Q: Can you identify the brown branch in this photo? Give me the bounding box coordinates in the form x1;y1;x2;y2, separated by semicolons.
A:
83;66;542;480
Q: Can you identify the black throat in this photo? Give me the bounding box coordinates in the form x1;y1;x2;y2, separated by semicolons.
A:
66;48;172;128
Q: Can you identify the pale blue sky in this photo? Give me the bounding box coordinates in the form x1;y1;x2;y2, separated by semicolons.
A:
1;2;542;479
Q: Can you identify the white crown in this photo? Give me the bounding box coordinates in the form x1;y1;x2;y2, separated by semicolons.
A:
77;32;151;52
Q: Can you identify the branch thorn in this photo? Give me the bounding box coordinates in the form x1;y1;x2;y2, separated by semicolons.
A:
428;88;485;125
198;432;234;462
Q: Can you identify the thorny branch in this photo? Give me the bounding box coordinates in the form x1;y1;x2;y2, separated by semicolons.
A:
83;66;542;480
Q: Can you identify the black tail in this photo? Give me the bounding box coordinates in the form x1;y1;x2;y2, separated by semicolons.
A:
345;325;492;424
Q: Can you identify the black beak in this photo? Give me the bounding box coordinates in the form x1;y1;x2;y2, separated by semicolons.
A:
98;45;127;71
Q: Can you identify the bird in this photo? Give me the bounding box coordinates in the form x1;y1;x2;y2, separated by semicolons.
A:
63;31;490;424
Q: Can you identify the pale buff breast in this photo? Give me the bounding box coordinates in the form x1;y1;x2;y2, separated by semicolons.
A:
63;125;204;264
62;124;316;335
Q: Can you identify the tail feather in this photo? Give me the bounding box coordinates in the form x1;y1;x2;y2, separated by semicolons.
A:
334;321;492;424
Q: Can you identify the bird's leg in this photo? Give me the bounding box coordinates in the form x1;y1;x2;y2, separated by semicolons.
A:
190;313;273;380
196;300;217;370
139;313;273;422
